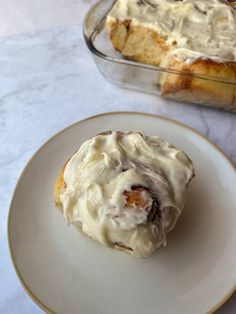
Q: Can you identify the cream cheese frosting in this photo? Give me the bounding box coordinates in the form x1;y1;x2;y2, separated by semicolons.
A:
107;0;236;62
60;131;194;257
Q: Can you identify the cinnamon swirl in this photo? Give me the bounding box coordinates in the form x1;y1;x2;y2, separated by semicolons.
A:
54;131;194;257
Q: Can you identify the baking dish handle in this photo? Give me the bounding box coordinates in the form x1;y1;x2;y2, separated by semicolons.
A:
83;0;115;44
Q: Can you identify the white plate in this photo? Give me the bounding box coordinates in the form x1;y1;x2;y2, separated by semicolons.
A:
8;112;236;314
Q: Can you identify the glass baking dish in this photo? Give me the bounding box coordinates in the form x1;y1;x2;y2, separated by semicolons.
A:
83;0;236;112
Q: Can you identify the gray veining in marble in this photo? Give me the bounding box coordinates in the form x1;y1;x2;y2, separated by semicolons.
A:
0;3;236;314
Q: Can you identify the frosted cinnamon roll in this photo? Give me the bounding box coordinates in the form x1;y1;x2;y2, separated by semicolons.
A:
106;0;236;110
54;131;194;257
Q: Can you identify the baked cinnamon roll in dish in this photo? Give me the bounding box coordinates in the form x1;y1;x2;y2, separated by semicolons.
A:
54;131;194;257
106;0;236;110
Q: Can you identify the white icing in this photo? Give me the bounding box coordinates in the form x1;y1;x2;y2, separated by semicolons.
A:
60;131;194;257
107;0;236;62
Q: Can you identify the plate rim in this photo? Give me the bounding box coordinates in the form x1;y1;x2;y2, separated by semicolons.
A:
7;111;236;314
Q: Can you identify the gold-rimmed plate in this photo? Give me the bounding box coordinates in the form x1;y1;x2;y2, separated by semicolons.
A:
8;112;236;314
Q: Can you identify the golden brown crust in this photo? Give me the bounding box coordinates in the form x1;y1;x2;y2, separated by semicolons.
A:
106;19;236;110
54;163;67;210
107;19;130;52
107;20;168;66
160;58;236;110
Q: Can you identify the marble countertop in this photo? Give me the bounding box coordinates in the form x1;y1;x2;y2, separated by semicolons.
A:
0;1;236;313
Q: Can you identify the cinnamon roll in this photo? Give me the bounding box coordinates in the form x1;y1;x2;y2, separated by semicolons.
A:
54;131;194;257
106;0;236;110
